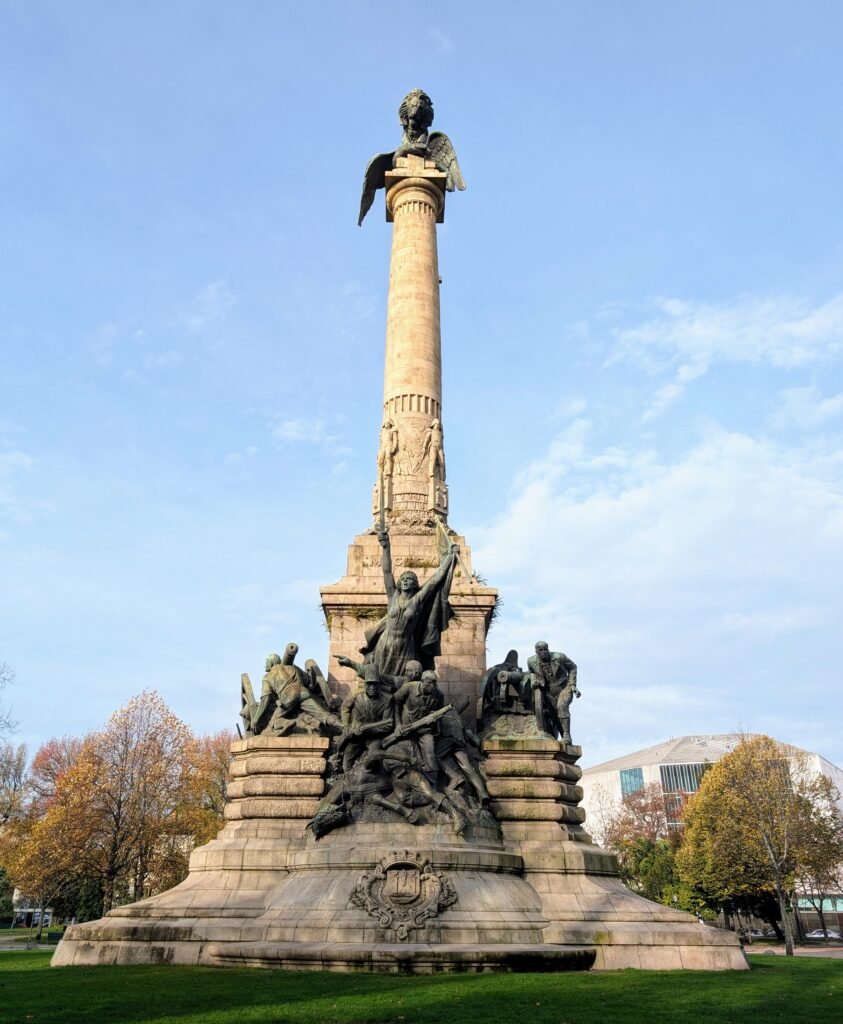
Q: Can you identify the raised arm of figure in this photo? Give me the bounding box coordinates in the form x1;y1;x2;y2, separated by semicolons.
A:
417;544;458;602
378;530;396;600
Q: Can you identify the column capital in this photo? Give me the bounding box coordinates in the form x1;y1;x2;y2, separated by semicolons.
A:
385;156;447;223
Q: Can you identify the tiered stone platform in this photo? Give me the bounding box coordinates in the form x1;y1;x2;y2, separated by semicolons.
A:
52;734;746;971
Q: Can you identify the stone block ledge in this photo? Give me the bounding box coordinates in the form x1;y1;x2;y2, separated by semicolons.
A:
204;940;597;973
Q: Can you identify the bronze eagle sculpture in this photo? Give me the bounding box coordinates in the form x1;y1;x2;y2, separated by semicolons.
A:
358;89;466;226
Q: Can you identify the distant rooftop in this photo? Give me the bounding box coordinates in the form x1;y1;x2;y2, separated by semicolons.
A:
581;733;814;775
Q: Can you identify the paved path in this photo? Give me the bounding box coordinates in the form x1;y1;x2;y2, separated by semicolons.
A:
0;941;60;951
750;943;843;959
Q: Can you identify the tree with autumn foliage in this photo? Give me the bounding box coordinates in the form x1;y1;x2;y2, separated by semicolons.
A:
0;692;235;921
0;741;29;825
677;734;842;956
797;783;843;941
0;662;17;737
28;735;85;814
598;782;706;915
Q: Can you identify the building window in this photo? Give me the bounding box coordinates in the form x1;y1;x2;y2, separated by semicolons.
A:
659;762;711;794
619;767;644;796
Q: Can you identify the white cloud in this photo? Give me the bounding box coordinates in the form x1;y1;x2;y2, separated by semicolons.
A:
719;607;828;633
555;397;588;420
641;381;685;421
473;422;843;764
87;323;121;366
224;446;259;467
429;29;454;55
771;386;843;430
613;292;843;376
480;421;843;593
272;418;331;445
269;417;352;472
180;281;237;333
0;444;39;524
144;349;183;370
216;578;325;643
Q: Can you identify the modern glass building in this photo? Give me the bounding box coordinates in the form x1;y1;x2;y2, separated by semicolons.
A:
579;733;843;839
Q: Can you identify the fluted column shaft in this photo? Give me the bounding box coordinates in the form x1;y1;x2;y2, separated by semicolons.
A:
374;156;449;523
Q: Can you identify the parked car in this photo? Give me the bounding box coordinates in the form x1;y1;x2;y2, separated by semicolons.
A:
805;928;842;939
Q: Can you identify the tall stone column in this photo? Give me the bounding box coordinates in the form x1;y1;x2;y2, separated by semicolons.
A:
374;155;449;523
324;152;497;711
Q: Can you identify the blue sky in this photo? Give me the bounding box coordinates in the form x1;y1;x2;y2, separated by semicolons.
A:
2;2;842;769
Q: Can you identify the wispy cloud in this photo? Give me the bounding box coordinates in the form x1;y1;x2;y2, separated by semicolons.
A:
614;293;843;372
180;280;237;333
473;421;843;764
609;292;843;420
144;350;183;370
0;442;40;524
224;446;259;467
429;29;454;56
216;578;324;641
269;416;352;468
614;292;843;372
272;418;332;445
86;323;121;366
771;386;843;430
555;397;588;420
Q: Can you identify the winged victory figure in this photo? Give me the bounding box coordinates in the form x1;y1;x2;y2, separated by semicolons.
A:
358;89;466;226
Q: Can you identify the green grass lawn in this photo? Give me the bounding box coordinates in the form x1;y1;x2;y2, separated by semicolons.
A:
0;951;839;1024
0;926;64;944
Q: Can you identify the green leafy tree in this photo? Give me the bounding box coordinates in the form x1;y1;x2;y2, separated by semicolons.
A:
601;782;710;915
798;785;843;941
677;734;839;956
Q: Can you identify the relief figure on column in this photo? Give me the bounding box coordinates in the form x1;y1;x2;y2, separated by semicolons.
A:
359;529;459;678
424;418;446;511
375;417;398;510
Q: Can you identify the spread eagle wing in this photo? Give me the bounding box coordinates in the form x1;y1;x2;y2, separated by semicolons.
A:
358;150;395;225
427;131;466;192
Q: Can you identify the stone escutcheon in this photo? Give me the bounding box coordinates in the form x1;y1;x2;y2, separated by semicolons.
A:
348;850;457;941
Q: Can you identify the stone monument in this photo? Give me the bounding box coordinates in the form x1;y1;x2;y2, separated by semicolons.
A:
53;90;746;972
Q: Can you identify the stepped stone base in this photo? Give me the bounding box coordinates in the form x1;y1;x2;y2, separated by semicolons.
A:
52;736;747;972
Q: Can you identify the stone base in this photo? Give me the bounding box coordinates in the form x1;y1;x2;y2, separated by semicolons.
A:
52;738;747;972
320;529;498;712
206;941;595;973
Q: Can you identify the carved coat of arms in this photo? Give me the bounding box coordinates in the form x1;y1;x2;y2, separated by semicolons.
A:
348;851;457;941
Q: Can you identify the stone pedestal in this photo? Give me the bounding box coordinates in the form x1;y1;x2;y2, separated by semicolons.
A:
320;530;498;712
482;734;747;971
224;735;328;820
485;737;589;832
53;736;746;972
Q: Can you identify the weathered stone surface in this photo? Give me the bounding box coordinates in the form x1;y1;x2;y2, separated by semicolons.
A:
490;799;565;822
486;778;583;802
229;755;328;778
54;715;745;973
231;735;330;755
225;797;321;820
321;531;497;709
227;776;325;799
485;757;582;781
